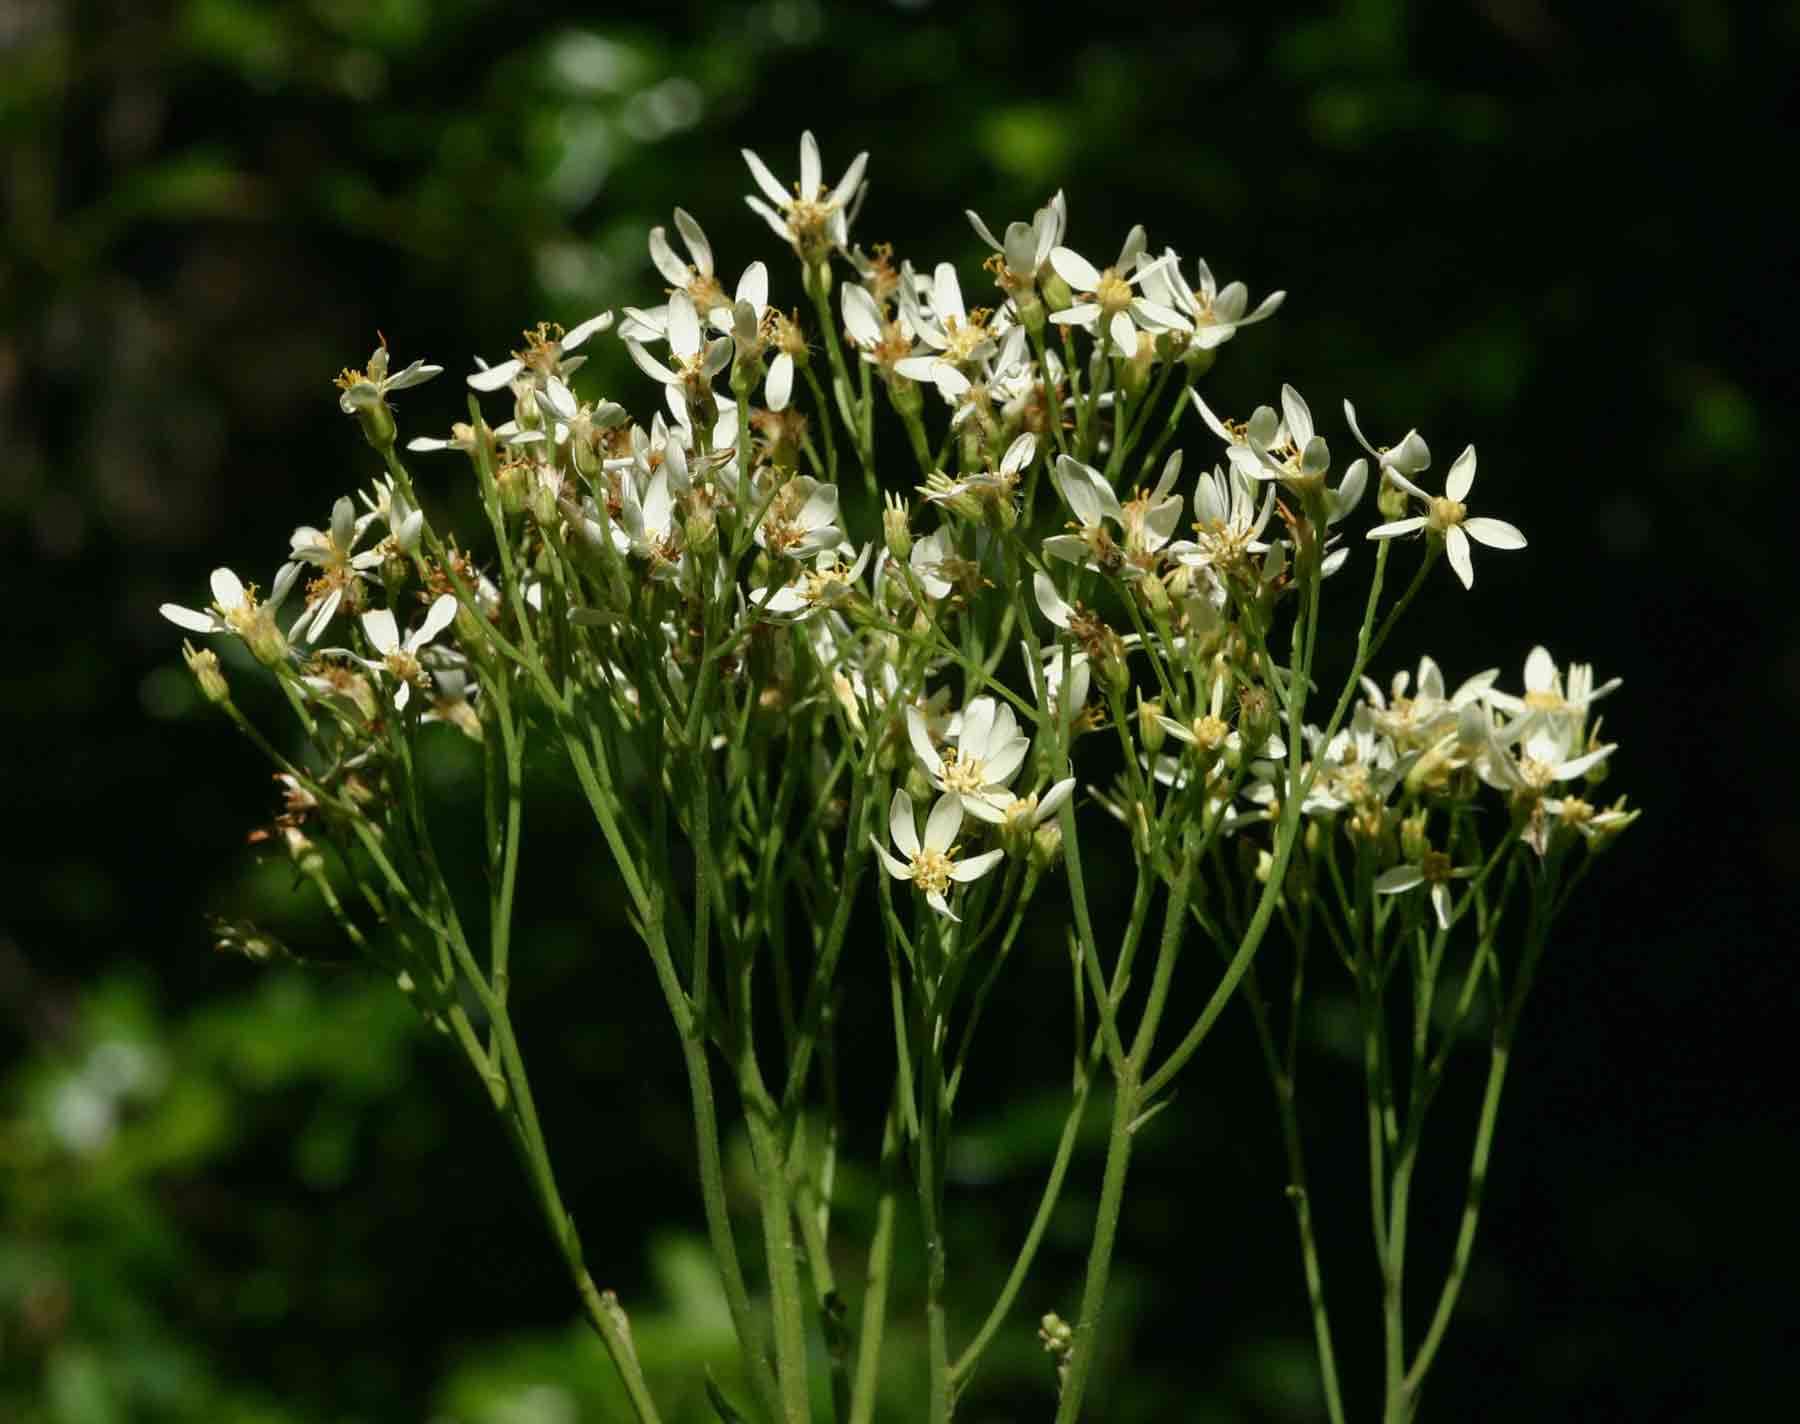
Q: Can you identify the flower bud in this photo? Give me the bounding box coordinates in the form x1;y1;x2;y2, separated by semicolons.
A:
1136;692;1165;754
350;399;397;451
1014;287;1046;337
245;610;289;669
1136;571;1170;617
1400;809;1429;862
1096;634;1130;696
1182;345;1217;377
685;504;718;558
882;493;913;562
1378;475;1411;522
1029;819;1065;871
183;642;230;705
1040;267;1074;314
1237;683;1275;751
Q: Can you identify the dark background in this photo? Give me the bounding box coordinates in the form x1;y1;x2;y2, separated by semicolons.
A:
4;1;1795;1419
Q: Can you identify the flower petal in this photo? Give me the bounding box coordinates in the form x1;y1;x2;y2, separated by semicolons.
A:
881;790;917;863
1445;445;1477;502
924;792;963;852
1463;517;1526;550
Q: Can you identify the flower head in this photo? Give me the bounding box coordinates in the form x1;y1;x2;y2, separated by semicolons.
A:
869;789;1004;921
1366;445;1526;590
742;131;869;265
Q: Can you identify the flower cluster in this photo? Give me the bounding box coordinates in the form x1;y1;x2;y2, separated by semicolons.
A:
162;134;1635;1422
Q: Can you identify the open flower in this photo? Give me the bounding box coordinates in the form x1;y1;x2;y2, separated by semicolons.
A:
648;207;730;322
358;594;458;711
1366;445;1526;590
1137;250;1284;351
624;290;733;414
1375;850;1477;930
870;789;1004;921
742;131;869;263
1047;229;1184;352
161;565;298;667
334;337;442;415
907;696;1030;823
894;261;994;400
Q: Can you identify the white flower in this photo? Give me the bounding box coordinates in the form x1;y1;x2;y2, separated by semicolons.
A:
869;790;1004;921
966;191;1066;290
1485;645;1622;721
466;312;614;408
894;261;994;399
756;545;872;619
907;526;957;601
1176;462;1276;575
725;260;795;411
1358;655;1497;751
1366;445;1527;590
906;696;1031;823
753;475;845;559
1375;850;1477;930
648;207;731;324
287;495;386;643
358;594;458;711
334;338;442;414
617;468;685;578
1046;229;1184;352
1000;776;1077;833
1043;455;1128;572
1136;250;1284;351
624;290;734;403
161;565;299;657
1342;399;1431;477
742;130;869;261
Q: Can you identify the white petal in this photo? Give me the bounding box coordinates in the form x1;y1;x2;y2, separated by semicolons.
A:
1049;246;1103;292
870;835;911;881
361;607;400;655
950;849;1004;883
1281;385;1315;447
1444;526;1474;589
890;788;920;858
907;707;945;778
667;291;701;360
411;593;459;650
161;603;218;633
304;585;343;644
766;352;794;412
965;208;1002;251
924;793;964;852
1375;865;1425;893
736;260;769;312
1430;883;1452;931
842;284;883;347
1036;778;1076;822
742;147;790;209
467;358;523;392
1445;445;1477;502
1343;398;1378;457
1524;646;1557;694
562;311;615;350
210;567;247;610
799;130;821;196
394;679;412;712
672;207;713;274
1366;516;1427;540
829;150;869;210
925;890;959;922
625;340;679;386
1034;571;1073;628
542;376;578;421
1463;517;1526;550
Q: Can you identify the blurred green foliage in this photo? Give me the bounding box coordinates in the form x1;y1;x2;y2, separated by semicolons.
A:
4;0;1796;1419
